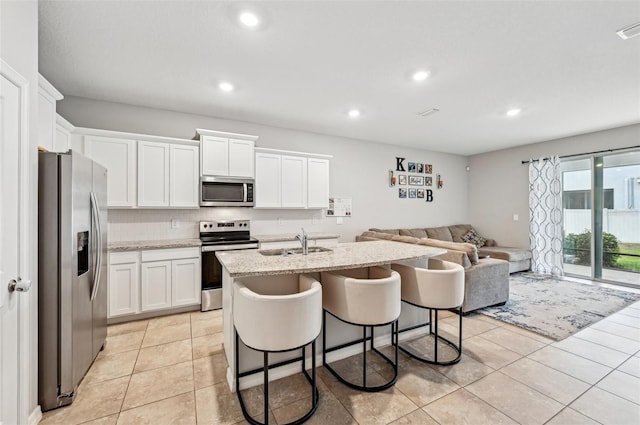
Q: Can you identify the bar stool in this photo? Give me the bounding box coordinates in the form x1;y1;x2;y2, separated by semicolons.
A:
233;274;322;425
320;266;401;392
391;259;465;365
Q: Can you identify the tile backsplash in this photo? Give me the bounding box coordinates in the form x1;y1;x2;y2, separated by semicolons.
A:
107;208;330;242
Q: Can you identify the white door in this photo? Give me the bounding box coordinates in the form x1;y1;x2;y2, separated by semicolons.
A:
171;258;201;307
228;139;254;177
254;153;282;208
281;155;307;208
108;253;140;318
138;141;170;207
85;136;137;207
307;158;330;208
140;261;172;311
201;136;229;176
1;60;28;425
170;144;199;207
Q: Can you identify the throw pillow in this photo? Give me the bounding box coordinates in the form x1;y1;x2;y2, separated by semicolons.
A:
462;229;486;248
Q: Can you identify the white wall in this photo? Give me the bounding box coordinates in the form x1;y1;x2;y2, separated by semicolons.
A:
467;124;640;248
0;0;40;422
58;96;470;242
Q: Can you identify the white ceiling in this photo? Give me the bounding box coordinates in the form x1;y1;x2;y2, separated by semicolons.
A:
39;1;640;156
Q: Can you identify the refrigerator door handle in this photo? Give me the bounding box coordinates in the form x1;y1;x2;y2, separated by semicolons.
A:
89;192;102;301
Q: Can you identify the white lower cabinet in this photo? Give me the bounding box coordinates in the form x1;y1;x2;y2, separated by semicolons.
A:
108;247;201;318
108;252;140;318
172;258;201;307
141;260;172;312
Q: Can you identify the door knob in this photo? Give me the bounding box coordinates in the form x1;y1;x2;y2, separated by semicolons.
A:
8;277;31;293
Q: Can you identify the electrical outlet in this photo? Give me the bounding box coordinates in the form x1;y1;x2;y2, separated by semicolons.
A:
277;217;282;225
336;217;344;225
513;214;519;221
312;216;319;225
171;219;179;228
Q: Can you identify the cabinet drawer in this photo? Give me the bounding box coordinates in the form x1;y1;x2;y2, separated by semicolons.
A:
141;247;200;262
109;251;140;265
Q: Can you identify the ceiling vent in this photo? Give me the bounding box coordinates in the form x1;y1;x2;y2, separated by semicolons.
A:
616;22;640;40
418;108;440;117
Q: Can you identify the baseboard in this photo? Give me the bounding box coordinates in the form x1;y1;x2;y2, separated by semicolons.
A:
28;405;42;425
226;325;429;391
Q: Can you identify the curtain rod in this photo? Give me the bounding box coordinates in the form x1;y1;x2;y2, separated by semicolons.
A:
521;145;640;164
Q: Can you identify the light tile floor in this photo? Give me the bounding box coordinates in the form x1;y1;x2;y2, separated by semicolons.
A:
40;302;640;425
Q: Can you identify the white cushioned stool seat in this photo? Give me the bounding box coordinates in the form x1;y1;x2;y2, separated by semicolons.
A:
392;259;465;365
321;266;401;392
233;274;322;425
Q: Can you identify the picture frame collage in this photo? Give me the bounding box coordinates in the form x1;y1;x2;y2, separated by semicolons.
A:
396;162;433;199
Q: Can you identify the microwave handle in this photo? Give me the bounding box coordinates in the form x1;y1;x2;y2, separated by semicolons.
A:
243;183;248;202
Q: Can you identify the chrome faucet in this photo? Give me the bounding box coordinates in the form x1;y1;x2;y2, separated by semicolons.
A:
296;227;308;255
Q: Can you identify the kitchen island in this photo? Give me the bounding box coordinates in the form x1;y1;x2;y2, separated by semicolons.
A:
216;240;446;390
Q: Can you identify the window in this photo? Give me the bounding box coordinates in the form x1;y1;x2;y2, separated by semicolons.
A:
563;189;613;209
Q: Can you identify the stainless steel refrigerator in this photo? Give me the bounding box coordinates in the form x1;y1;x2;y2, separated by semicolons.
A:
38;150;108;411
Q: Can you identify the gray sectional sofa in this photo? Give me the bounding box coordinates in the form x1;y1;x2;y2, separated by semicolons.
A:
356;224;531;313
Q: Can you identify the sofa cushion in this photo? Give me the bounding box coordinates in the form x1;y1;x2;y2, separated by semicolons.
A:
399;228;428;239
478;246;532;262
417;238;479;265
462;229;487;248
448;224;473;242
360;231;395;240
391;235;421;244
425;226;453;241
369;228;400;235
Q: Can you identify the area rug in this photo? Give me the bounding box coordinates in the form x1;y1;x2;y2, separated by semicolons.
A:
478;272;640;341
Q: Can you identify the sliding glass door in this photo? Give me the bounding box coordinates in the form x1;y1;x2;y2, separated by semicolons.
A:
562;151;640;287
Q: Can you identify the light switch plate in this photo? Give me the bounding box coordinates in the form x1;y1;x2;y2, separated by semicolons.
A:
513;214;519;221
171;219;179;228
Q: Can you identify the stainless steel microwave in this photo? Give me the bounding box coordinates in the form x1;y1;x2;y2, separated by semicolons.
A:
200;176;254;207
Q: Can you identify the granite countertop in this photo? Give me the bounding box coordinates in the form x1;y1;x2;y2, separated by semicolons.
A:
216;240;446;278
108;239;202;252
253;232;341;243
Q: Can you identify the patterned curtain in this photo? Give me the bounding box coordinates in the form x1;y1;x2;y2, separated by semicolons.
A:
529;156;563;276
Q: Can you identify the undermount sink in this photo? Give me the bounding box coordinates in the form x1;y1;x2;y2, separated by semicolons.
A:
259;246;333;256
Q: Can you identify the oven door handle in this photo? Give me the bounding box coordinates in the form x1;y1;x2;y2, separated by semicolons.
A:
202;243;259;252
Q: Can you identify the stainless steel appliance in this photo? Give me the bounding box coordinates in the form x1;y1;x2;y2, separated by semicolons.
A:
200;220;258;311
38;151;108;411
200;176;254;207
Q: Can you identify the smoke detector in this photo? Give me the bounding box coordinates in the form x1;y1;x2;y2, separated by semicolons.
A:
617;22;640;40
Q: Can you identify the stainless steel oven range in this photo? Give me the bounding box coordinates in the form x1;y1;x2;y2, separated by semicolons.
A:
200;220;258;311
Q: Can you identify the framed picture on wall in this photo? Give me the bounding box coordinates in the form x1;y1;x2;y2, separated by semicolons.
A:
408;188;417;198
399;188;407;198
417;189;425;198
417;163;424;173
409;176;424;186
398;175;407;185
425;176;433;186
408;162;416;172
425;164;433;174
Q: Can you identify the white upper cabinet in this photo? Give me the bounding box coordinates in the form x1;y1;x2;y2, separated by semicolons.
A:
228;139;255;177
85;135;137;208
54;114;74;153
307;158;330;208
170;144;199;208
255;152;282;208
81;128;199;209
197;129;258;178
254;148;331;209
138;141;170;207
38;74;64;152
201;136;229;176
281;155;307;208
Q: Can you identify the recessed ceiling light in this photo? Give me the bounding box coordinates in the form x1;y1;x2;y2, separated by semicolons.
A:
412;70;430;81
239;12;259;27
348;109;360;118
616;22;640;40
219;82;234;92
506;108;521;117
